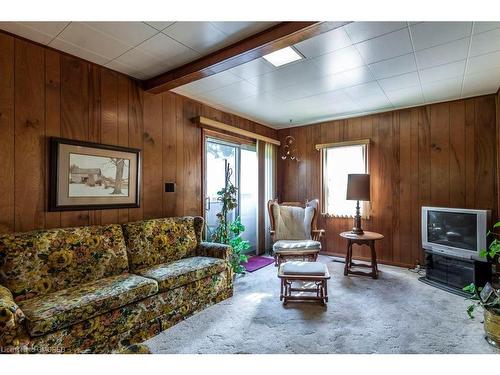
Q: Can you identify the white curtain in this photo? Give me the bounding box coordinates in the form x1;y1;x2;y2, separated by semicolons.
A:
264;142;277;252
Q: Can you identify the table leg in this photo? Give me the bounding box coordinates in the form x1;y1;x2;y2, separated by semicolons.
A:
344;240;352;276
370;240;378;279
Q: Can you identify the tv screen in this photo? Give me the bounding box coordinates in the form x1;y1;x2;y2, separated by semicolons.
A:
427;211;477;252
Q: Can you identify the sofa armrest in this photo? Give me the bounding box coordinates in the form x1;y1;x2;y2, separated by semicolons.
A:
0;285;28;347
197;242;233;261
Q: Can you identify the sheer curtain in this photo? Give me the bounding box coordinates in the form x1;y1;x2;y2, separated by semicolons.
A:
323;144;370;218
264;142;277;252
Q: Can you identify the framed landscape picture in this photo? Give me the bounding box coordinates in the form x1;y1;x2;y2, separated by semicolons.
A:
50;137;141;211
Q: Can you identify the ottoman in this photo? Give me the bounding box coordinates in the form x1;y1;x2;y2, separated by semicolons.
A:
278;261;330;305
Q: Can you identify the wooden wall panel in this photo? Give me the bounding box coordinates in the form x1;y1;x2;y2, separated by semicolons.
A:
44;49;61;229
143;92;163;219
0;33;15;233
277;96;498;268
117;75;130;224
0;31;276;237
100;69;119;225
14;39;45;232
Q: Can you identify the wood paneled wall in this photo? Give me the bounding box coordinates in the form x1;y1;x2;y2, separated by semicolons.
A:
277;97;498;267
0;31;276;234
142;91;276;219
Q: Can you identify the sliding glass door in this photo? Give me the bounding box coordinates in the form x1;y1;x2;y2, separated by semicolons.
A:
204;136;257;254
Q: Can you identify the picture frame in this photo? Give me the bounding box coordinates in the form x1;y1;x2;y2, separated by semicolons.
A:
49;137;141;211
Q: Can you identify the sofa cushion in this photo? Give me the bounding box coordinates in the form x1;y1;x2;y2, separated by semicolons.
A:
135;256;227;292
0;224;129;301
273;240;322;251
122;217;203;271
18;274;158;337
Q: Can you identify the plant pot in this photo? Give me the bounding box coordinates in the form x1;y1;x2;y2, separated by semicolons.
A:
484;308;500;348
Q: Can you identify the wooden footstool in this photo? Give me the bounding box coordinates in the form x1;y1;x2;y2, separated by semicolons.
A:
278;261;330;305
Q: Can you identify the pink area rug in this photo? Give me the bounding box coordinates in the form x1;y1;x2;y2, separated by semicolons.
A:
242;256;275;272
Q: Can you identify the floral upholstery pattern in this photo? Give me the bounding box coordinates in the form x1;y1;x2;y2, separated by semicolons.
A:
0;285;28;347
123;217;201;271
4;272;231;353
135;256;228;292
0;224;129;301
0;216;234;354
196;242;233;261
18;274;158;337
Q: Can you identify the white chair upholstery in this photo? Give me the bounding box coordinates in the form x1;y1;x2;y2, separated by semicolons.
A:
268;199;325;265
273;240;321;252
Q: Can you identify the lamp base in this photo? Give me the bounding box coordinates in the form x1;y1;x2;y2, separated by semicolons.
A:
351;227;364;235
351;200;364;235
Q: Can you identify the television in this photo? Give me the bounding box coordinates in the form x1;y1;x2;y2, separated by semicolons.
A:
421;206;490;261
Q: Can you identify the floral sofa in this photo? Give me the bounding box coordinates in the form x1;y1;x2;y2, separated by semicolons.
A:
0;217;233;353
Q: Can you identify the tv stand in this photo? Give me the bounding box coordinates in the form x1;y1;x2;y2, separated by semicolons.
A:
420;251;490;296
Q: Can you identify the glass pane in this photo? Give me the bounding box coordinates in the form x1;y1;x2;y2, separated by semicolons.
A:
205;140;237;239
325;144;366;216
239;148;258;253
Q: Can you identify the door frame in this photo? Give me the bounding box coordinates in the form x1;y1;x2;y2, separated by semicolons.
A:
201;129;256;242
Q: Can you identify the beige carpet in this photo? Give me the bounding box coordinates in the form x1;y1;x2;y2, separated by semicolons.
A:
145;255;499;354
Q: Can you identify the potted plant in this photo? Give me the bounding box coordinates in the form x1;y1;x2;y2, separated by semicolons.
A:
463;221;500;347
463;282;500;347
211;162;249;274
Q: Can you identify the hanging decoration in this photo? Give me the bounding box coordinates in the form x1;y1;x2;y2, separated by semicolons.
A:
281;135;300;162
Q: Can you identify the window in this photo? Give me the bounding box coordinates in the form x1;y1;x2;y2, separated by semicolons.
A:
320;141;370;217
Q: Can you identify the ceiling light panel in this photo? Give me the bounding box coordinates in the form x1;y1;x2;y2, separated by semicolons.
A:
263;46;303;67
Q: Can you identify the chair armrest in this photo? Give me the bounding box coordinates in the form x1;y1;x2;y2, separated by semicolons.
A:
312;229;325;241
0;285;28;347
197;242;233;261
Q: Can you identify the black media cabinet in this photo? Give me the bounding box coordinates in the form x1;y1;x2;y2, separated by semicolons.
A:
420;250;491;297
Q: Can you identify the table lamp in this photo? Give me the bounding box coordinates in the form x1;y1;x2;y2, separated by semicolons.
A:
346;174;370;235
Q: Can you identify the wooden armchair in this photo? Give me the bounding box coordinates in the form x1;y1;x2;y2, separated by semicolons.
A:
267;199;325;266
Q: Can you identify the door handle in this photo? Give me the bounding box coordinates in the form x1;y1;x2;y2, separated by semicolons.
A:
205;197;211;211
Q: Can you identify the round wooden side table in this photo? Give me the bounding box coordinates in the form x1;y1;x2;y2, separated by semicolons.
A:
339;231;384;279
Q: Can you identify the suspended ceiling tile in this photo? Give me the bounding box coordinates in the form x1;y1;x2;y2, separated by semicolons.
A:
469;27;500;57
0;21;69;45
144;21;175;31
83;22;158;47
410;22;472;51
472;21;500;34
344;21;407;44
228;58;275;80
368;53;417;80
385;85;425;107
378;71;420;92
415;38;469;69
162;21;228;54
294;27;352;58
132;32;199;70
466;50;500;75
355;28;413;64
54;22;132;61
49;37;110;65
421;76;463;102
313;46;365;76
419;60;466;84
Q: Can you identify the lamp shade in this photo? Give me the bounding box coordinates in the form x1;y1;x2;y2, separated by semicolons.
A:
346;174;370;201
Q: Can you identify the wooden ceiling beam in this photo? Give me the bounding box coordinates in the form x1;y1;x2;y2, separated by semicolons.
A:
143;21;350;94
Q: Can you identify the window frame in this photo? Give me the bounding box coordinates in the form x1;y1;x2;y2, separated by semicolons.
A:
317;139;370;217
